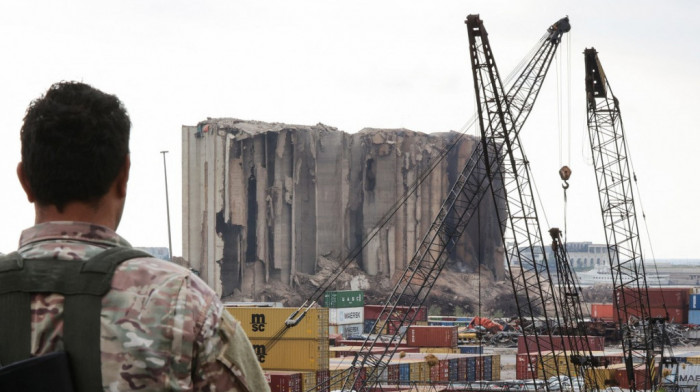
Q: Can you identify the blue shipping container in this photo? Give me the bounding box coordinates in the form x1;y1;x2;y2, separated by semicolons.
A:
689;309;700;325
459;345;484;354
399;364;410;381
484;356;493;380
449;359;459;381
691;294;700;310
364;319;377;334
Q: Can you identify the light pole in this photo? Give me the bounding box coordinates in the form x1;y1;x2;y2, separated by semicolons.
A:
160;151;173;261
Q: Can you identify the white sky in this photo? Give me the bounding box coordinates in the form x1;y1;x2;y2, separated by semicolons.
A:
0;1;698;260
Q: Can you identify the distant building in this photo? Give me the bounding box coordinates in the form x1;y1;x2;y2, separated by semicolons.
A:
508;241;611;270
550;242;610;269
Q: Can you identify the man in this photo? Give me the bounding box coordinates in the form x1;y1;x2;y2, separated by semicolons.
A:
6;81;269;391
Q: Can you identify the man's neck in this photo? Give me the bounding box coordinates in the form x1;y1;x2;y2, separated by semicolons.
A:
35;201;118;230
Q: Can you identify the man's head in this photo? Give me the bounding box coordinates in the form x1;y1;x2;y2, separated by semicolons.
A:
18;81;131;226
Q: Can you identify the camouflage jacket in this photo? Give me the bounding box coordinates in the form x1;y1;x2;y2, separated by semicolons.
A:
14;221;269;392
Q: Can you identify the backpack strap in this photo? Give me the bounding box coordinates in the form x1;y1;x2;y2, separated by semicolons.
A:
0;247;152;392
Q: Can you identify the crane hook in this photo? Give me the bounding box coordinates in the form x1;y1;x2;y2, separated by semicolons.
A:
559;166;571;189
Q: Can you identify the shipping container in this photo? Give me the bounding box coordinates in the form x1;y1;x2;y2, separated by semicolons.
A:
418;347;459;354
492;354;501;380
467;356;477;381
516;353;539;380
324;290;364;308
590;303;614;320
690;310;700;325
483;355;493;381
329;307;364;325
316;370;330;392
250;338;329;371
225;307;328;340
407;359;429;382
664;362;700;387
585;366;614;389
328;359;366;390
224;301;283;307
691;294;700;310
610;363;655;390
615;287;690;309
329;323;364;338
266;371;301;392
459;345;484;354
364;319;378;334
406;326;458;348
612;306;687;324
364;305;427;322
517;335;605;354
300;371;315;392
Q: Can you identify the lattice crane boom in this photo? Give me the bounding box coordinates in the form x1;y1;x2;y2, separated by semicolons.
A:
467;14;574;390
337;15;571;392
585;47;657;392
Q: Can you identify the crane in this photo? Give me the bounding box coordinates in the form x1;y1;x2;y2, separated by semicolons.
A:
585;47;669;392
334;14;572;392
549;228;605;391
467;13;580;389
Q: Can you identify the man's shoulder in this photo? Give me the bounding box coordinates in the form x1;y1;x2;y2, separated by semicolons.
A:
113;255;218;301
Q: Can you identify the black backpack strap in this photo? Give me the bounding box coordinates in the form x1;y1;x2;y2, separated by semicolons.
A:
0;252;31;367
63;247;152;392
0;247;152;392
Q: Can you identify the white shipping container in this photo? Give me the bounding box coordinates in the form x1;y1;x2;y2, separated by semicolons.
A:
329;307;364;325
329;323;365;338
664;363;700;386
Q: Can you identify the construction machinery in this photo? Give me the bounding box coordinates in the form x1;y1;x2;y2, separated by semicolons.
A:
585;47;677;392
332;14;576;392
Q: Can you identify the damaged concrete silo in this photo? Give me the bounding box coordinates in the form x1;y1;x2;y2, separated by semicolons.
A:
182;118;504;298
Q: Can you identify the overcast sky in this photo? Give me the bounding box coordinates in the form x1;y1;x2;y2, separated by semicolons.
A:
0;1;698;261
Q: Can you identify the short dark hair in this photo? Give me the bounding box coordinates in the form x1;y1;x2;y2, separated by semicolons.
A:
20;81;131;211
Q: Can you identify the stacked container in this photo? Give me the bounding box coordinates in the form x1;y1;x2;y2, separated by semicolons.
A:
517;350;623;380
690;293;700;324
405;326;458;349
614;287;690;323
363;305;427;335
325;290;365;338
225;307;329;372
517;335;605;353
266;371;302;392
590;303;614;321
427;315;473;327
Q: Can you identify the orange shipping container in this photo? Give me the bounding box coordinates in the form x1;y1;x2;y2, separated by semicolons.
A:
590;303;614;321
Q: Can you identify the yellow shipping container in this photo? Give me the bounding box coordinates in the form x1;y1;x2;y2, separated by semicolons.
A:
250;338;329;371
419;347;459;354
537;352;576;379
328;360;357;390
409;360;429;382
585;366;613;389
225;307;328;340
491;354;501;380
687;356;700;365
301;371;316;391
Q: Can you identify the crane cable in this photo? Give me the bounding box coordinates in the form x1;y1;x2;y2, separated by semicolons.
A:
556;32;572;241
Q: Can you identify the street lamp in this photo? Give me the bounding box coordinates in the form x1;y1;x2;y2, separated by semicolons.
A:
160;150;173;261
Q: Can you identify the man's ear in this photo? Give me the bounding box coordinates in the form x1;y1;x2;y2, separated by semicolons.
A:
17;162;35;203
116;155;130;199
